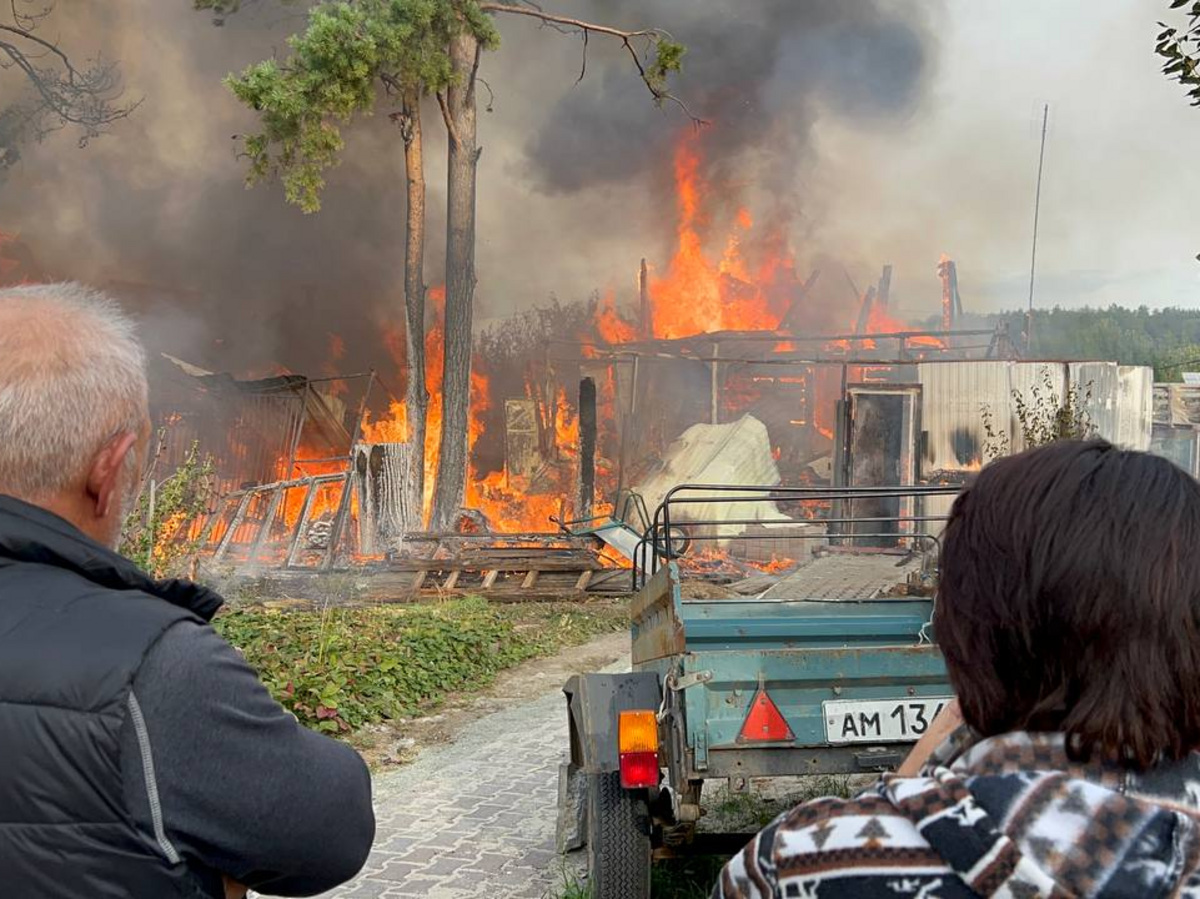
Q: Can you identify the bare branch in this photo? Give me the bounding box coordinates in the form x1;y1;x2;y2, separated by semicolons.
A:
436;90;460;148
575;28;587;86
467;36;482;106
476;76;495;113
0;22;76;76
477;2;707;126
478;3;659;41
0;4;139;148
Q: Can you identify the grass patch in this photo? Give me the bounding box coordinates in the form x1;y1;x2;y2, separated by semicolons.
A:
215;597;624;737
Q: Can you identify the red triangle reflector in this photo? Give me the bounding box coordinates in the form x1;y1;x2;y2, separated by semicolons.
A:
738;687;794;742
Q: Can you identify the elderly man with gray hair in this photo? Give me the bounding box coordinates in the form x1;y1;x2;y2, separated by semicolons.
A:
0;283;375;898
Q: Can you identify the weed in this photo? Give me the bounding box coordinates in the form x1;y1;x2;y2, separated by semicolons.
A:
981;367;1096;461
547;865;591;899
121;437;216;577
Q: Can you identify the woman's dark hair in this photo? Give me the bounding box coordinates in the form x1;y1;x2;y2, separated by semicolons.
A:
936;439;1200;769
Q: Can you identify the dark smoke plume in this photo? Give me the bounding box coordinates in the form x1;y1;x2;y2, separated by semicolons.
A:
525;0;932;196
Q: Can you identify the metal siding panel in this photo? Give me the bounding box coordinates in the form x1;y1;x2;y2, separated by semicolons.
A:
1070;361;1118;444
917;361;1010;473
1116;366;1153;450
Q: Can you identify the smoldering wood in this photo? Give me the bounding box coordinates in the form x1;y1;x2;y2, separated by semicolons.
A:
777;269;821;333
354;442;416;556
638;257;651;339
578;377;597;519
323;372;376;569
877;265;893;310
505;398;541;478
854;286;877;334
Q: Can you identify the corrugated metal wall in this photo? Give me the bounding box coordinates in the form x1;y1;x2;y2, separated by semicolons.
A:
1116;366;1153;450
916;360;1152;475
918;361;1009;472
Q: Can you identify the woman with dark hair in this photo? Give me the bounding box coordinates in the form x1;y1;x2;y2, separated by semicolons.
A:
714;440;1200;899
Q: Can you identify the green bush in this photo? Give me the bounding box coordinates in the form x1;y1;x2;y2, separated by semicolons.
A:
214;597;622;735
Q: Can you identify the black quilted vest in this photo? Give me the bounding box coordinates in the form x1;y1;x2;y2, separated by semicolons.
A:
0;495;225;898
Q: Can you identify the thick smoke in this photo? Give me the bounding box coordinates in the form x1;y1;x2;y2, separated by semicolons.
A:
0;0;938;376
525;0;931;196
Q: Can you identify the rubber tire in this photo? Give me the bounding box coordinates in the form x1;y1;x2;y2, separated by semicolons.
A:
652;525;691;559
586;772;652;899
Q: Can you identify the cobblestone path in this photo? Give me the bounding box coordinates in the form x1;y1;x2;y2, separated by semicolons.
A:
315;640;628;898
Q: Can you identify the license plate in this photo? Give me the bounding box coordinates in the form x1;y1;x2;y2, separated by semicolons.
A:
823;697;952;745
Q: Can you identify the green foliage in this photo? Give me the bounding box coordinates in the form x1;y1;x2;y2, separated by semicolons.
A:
224;0;498;212
995;306;1200;379
646;38;687;101
120;439;216;577
1158;1;1200;107
213;597;623;735
981;368;1096;461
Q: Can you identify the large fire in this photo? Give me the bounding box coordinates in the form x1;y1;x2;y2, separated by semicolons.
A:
169;130;949;549
647;140;797;339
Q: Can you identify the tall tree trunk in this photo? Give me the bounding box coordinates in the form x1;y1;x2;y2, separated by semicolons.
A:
430;31;480;531
399;87;429;529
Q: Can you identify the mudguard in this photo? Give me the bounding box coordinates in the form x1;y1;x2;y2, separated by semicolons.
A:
562;672;663;774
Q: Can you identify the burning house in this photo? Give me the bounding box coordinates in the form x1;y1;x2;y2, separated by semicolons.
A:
157;137;1153;589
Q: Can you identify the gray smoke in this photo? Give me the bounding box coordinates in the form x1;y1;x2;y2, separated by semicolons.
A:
525;0;932;195
0;0;939;375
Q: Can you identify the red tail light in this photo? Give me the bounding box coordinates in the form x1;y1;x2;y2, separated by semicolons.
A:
738;686;794;743
619;751;660;788
618;710;660;788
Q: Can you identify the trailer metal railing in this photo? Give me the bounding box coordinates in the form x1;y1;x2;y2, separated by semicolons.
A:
632;484;962;591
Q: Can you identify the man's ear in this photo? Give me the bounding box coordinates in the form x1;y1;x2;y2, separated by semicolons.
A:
86;431;138;520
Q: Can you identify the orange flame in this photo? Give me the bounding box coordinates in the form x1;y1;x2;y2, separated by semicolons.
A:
595;291;637;344
647;139;792;339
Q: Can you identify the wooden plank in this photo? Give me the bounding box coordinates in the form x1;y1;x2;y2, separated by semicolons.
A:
247;486;284;563
213;492;254;562
321;472;354;571
521;570;539;589
481;570;500;589
574;570;593;591
412;570;428;590
284;480;319;568
442;570;460;590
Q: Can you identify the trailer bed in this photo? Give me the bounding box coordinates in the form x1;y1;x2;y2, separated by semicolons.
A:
757;552;926;600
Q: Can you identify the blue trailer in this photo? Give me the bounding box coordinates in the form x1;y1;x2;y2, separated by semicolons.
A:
557;484;957;897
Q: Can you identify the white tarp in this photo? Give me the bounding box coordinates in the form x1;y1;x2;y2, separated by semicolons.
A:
633;415;789;541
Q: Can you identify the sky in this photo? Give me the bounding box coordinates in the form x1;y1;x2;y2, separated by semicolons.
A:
813;0;1200;316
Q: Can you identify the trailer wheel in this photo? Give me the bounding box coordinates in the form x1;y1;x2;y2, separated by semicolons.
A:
652;524;691;559
586;772;651;899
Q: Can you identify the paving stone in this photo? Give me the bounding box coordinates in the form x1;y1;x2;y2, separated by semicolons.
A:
313;646;629;898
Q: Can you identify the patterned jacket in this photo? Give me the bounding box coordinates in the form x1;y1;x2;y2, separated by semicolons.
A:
713;729;1200;898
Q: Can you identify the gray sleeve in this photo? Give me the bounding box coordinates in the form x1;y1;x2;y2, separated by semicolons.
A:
120;619;375;896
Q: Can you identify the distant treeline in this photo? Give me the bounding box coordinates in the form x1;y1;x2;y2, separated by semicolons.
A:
989;306;1200;381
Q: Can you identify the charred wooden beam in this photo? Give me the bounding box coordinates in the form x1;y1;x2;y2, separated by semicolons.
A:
877;265;893;310
638;258;651;340
579;377;597;520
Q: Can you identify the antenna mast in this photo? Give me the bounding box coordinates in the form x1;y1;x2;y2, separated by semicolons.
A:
1026;104;1049;355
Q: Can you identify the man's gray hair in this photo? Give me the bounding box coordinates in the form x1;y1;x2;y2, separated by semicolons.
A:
0;282;149;501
